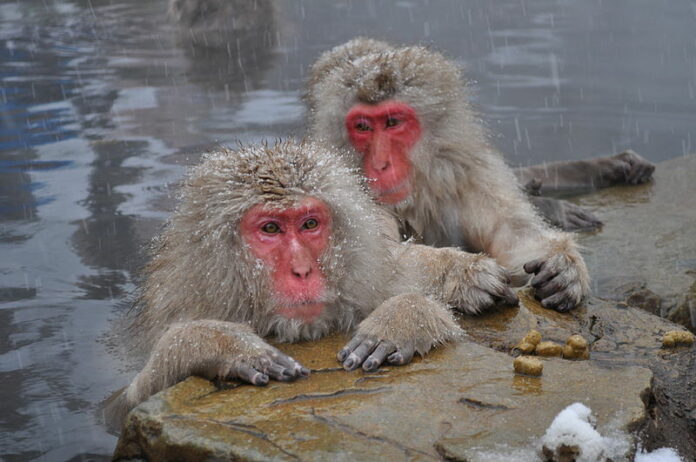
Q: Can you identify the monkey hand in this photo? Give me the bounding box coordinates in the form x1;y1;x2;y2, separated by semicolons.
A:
529;196;603;232
218;332;311;386
524;253;589;312
337;294;463;372
439;250;518;314
611;150;655;185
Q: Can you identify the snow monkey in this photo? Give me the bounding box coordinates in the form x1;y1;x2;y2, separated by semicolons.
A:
307;38;594;312
114;140;520;417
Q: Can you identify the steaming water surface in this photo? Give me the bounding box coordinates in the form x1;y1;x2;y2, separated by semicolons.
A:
1;0;695;459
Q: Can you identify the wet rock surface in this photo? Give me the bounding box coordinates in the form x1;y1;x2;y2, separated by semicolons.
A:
113;290;695;461
577;154;696;331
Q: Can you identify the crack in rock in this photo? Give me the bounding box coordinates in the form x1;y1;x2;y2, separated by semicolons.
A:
458;397;512;411
268;386;390;406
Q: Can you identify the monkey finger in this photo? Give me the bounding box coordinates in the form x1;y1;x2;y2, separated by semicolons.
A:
230;363;269;386
343;338;378;371
523;259;545;274
337;334;366;362
362;341;397;372
492;285;518;306
265;363;296;382
530;264;558;289
270;351;309;377
387;344;415;366
568;210;602;230
540;291;568;311
629;163;654;184
535;277;568;300
555;299;577;313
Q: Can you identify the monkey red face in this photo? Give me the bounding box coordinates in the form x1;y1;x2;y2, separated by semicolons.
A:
240;198;331;323
345;101;421;204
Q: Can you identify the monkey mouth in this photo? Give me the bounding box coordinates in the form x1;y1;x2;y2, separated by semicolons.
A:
276;302;326;323
374;181;410;204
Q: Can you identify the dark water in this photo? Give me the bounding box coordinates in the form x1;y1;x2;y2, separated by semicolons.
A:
1;0;695;459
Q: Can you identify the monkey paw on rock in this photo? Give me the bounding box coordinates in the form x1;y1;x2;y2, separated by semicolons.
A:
218;336;310;386
524;253;589;313
440;252;518;315
338;293;463;372
611;150;655;185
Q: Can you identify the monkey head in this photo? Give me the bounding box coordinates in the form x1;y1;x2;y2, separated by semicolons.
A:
307;38;487;211
136;140;393;344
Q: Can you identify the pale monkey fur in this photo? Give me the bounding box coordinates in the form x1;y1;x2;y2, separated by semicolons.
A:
306;38;590;309
114;140;508;417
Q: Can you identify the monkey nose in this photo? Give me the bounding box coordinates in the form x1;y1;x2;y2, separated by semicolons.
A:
291;264;312;279
372;158;391;172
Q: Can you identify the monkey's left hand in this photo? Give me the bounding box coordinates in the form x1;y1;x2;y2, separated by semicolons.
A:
337;294;462;372
524;254;587;312
610;150;655;185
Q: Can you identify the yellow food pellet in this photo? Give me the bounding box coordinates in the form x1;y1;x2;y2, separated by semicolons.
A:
516;342;536;354
535;341;563;357
566;334;588;350
522;330;542;347
662;330;695;348
514;356;543;376
562;344;590;360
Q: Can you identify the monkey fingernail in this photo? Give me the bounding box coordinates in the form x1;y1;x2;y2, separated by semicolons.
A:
299;367;310;377
337;350;348;362
252;373;269;386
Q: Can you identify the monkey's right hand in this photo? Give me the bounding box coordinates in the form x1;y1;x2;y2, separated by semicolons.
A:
439;250;518;314
218;334;310;386
338;294;463;372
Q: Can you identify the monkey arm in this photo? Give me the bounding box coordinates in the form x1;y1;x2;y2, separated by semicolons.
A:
392;243;518;314
337;293;463;372
124;320;308;409
456;164;590;312
514;150;655;194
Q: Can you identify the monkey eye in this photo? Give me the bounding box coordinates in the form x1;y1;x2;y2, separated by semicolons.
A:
261;222;281;234
302;218;319;230
354;121;372;132
385;117;400;128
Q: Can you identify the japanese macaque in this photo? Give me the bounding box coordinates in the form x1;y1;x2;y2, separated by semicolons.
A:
168;0;275;51
306;38;592;312
110;140;521;421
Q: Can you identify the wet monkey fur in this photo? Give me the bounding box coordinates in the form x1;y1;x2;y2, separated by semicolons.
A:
109;140;521;423
307;38;592;312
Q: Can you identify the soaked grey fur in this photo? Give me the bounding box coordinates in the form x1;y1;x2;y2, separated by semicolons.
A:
110;140;466;425
306;38;590;310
